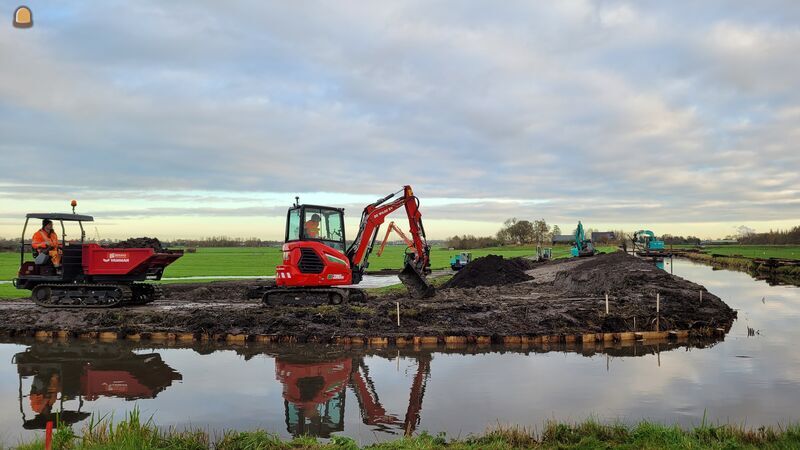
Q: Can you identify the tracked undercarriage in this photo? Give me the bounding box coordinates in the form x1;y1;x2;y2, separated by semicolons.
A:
31;283;164;308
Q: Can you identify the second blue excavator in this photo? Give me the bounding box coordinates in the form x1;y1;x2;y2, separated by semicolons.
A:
570;221;596;257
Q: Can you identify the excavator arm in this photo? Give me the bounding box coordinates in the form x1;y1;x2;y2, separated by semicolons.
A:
346;186;434;298
376;222;414;257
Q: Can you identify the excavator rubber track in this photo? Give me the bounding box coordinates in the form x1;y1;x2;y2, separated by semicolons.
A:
131;283;164;305
31;284;133;308
263;287;368;307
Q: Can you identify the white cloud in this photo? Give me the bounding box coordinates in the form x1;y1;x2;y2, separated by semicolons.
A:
0;0;798;238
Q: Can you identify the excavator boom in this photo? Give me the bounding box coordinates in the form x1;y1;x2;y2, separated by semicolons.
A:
346;186;434;298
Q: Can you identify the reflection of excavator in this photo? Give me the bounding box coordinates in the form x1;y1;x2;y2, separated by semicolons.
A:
13;343;181;429
259;186;434;306
275;353;431;438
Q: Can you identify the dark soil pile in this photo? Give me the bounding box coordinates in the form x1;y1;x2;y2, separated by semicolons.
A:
552;252;737;331
443;255;533;289
106;237;164;251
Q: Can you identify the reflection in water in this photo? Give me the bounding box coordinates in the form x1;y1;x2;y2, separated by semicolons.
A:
266;337;715;438
275;351;430;437
13;342;181;429
3;337;716;439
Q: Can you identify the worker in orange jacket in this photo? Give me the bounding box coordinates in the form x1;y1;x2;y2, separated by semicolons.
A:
31;219;61;266
305;214;321;238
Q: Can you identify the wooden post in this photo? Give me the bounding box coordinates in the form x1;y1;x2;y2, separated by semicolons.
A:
396;302;400;326
605;293;609;315
656;293;660;332
633;316;636;331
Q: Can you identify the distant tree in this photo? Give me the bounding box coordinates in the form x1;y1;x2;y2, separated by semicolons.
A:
496;218;516;244
497;218;535;244
735;225;756;239
532;219;550;247
551;225;561;237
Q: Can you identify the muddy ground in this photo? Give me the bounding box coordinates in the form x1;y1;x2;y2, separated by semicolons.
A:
0;252;736;340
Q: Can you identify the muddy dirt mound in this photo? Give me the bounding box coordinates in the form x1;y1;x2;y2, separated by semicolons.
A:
443;255;533;289
106;237;164;251
554;252;673;295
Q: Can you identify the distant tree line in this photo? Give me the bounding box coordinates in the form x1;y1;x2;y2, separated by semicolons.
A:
0;237;16;251
661;235;702;245
446;218;553;249
171;236;282;248
737;226;800;245
445;235;500;249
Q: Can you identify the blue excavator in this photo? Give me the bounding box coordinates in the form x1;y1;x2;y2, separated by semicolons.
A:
570;221;596;257
633;230;665;255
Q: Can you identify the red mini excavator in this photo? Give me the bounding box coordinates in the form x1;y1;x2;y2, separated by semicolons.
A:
260;185;434;306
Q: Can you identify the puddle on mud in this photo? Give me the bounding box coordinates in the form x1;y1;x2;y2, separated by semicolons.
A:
1;259;799;445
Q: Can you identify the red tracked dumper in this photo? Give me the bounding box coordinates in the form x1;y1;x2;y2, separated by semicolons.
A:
13;211;183;308
255;185;435;306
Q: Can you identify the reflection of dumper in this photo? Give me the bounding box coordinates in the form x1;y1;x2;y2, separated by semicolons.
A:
275;353;431;438
13;343;182;429
450;252;472;271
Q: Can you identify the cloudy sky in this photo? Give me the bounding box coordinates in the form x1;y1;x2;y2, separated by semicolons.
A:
1;1;798;240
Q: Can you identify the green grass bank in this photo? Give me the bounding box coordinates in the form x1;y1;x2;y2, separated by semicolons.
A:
11;410;800;450
678;250;800;284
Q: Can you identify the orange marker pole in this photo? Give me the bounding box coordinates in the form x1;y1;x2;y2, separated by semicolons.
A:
45;421;53;450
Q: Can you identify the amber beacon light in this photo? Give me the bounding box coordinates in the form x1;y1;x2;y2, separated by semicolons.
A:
13;6;33;29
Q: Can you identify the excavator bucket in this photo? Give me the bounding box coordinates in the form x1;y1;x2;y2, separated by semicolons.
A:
399;263;435;299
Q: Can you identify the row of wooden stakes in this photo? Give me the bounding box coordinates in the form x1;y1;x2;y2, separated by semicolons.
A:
23;327;727;346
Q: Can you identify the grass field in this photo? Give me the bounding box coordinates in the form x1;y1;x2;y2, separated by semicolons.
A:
0;245;616;299
12;408;800;450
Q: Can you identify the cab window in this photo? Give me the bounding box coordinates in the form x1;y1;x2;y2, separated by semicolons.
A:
324;212;344;251
303;208;345;251
287;208;301;241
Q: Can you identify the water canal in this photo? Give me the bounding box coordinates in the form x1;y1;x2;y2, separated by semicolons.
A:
0;259;797;445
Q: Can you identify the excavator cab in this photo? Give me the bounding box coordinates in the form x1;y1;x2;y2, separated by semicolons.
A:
286;204;346;252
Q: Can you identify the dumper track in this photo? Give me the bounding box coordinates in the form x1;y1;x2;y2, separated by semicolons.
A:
262;287;368;306
131;283;164;305
31;284;133;308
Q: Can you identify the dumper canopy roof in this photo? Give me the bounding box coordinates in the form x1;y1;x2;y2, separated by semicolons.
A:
26;213;94;222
